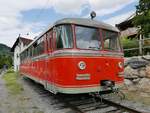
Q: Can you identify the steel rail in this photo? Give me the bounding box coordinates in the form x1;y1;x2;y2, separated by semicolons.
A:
94;95;147;113
23;78;148;113
55;95;84;113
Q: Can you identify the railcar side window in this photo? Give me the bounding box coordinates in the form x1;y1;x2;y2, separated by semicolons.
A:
33;37;44;56
28;47;32;57
37;41;44;55
33;42;38;56
47;31;52;51
102;30;121;51
75;26;101;50
56;25;73;49
38;37;44;55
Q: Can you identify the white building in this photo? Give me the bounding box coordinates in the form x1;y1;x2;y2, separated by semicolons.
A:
11;37;32;71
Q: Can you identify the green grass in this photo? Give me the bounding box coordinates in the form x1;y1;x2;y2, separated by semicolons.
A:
3;69;24;95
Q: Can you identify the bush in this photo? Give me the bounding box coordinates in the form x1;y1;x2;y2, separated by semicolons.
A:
0;55;13;69
121;37;140;57
121;37;139;49
124;49;139;57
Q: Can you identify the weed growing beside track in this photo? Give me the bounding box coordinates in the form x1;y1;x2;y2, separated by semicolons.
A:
2;69;24;95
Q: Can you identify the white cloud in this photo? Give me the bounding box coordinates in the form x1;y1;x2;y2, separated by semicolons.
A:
52;0;88;15
88;0;136;16
0;0;138;47
104;11;135;26
0;0;52;47
0;0;87;47
0;21;44;47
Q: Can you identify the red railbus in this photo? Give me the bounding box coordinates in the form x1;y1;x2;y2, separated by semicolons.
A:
20;18;124;94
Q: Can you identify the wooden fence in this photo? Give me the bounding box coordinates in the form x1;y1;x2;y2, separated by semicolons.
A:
124;37;150;57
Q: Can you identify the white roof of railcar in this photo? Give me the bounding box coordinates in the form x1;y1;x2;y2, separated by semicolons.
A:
55;18;119;32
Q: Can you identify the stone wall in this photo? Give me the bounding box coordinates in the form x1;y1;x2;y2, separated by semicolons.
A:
124;55;150;93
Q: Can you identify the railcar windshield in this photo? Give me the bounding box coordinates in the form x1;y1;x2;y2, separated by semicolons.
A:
75;25;121;51
102;30;121;51
75;26;101;50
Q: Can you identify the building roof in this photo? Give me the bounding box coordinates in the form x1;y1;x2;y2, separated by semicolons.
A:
115;13;139;37
120;27;138;37
116;13;136;31
11;37;32;52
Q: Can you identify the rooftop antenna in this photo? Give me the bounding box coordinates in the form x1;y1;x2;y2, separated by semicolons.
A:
90;11;96;20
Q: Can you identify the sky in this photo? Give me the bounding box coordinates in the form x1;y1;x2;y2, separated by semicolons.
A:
0;0;139;47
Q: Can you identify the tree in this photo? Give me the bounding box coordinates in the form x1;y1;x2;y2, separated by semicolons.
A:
133;0;150;37
0;55;13;69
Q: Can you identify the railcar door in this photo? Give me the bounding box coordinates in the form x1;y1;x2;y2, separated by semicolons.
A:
44;30;55;93
44;34;49;88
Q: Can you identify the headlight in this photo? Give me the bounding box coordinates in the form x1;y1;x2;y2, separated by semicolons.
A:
118;62;123;69
118;72;124;77
78;61;86;70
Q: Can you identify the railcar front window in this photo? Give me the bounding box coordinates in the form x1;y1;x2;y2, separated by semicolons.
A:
56;25;73;49
75;26;101;50
102;30;121;51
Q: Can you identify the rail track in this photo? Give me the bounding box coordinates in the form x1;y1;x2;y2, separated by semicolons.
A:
23;77;149;113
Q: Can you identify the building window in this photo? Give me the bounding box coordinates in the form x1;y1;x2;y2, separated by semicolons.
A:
17;53;19;58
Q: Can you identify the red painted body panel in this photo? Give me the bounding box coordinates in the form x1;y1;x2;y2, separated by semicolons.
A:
20;54;124;88
51;57;123;86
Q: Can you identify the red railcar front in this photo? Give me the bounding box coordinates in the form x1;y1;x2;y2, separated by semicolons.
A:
20;18;124;94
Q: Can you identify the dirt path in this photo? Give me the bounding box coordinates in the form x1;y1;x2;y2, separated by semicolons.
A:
0;72;71;113
0;72;43;113
0;71;10;113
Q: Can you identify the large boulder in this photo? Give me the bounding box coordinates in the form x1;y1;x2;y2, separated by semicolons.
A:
145;65;150;78
138;68;146;78
142;56;150;61
138;78;150;93
128;85;138;91
124;66;139;79
124;79;133;86
124;58;130;67
132;78;141;84
123;79;136;91
127;58;148;69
